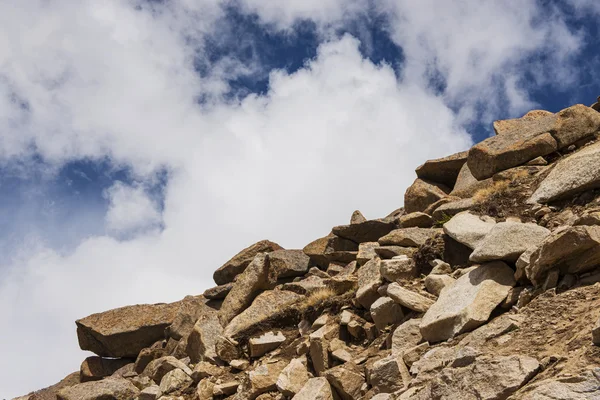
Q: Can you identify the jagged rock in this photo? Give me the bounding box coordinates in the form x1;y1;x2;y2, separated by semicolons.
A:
159;368;193;395
323;363;365;400
57;378;140;400
215;335;241;363
143;356;192;384
469;221;550;263
303;234;358;268
190;361;224;381
368;354;410;393
420;262;516;342
134;343;167;374
139;385;161;400
379;228;441;247
525;225;600;285
219;253;275;326
380;256;417;282
402;342;430;367
269;249;310;278
529;141;600;204
350;210;367;224
214;381;240;396
213;240;283;285
370;296;404;330
80;356;132;382
404;178;450;214
168;295;213;340
292;377;334;400
374;246;417;259
249;331;286;357
357;242;380;264
186;313;222;363
414;355;539;400
276;357;309;397
398;212;434;228
236;360;287;400
593;319;600;345
415;150;469;187
516;368;600;399
223;290;303;340
575;211;600;226
390;318;423;356
203;283;233;301
347;319;377;341
443;211;496;250
332;219;397;244
450;162;493;198
356;257;383;309
387;283;434;312
76;302;179;358
309;322;340;375
424;274;455;296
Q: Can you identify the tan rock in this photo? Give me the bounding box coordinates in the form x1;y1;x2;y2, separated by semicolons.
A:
332;219;397;244
370;296;404;330
493;109;554;135
404;178;450;214
357;242;380;264
356;257;383;309
76;302;179;358
236;360;288;400
214;381;240;396
379;227;441;247
159;368;192;395
303;234;358;268
420;262;516;342
431;198;477;221
390;318;423;356
186;312;222;363
190;361;223;382
424;274;455;296
350;210;367;224
387;283;435;312
380;256;417;282
450;162;493;198
368;354;410;393
551;104;600;148
443;211;496;250
291;377;334;400
268;249;310;278
309;323;340;376
276;357;309;397
57;378;139;400
374;246;417;259
323;363;365;400
213;240;283;285
196;379;215;400
517;368;600;399
398;212;434;228
138;385;161;400
415;150;469;188
168;295;213;340
402;342;430;367
249;331;286;358
142;356;192;384
79;356;132;383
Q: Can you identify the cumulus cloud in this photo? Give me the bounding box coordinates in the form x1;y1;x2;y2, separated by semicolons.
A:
0;0;589;397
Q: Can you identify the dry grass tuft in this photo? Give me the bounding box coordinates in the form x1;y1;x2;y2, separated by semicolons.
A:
301;287;338;308
473;180;510;203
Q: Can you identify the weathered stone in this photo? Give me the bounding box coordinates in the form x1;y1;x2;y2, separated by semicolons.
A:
530;141;600;204
303;234;358;268
168;295;213;340
404;178;450;214
214;381;240;396
159;368;192;395
323;363;365;400
249;331;286;357
291;377;334;400
57;378;140;400
237;360;287;400
190;361;223;382
423;196;461;216
332;220;397;244
424;274;455;296
196;379;215;400
387;283;434;313
379;228;441;247
370;296;404;330
276;357;309;397
186;313;222;363
551;104;600;148
420;262;516;342
309;323;340;376
350;210;367;224
368;354;410;393
138;385;161;400
390;319;423;356
347;319;377;341
517;368;600;400
143;356;192;384
450;162;494;198
415;150;469;188
380;256;417;282
429;259;452;274
593;319;600;345
493;109;554;135
219;253;275;326
458;314;522;348
357;242;380;264
415;355;539;400
80;356;132;383
575;211;600;226
398;212;434;228
356;257;383;309
214;240;283;285
374;246;417;259
431;198;477;221
269;249;310;278
469;221;550;263
76;302;179;358
402;342;430;367
443;211;496;250
230;359;251;371
215;335;241;363
525;225;600;285
203;283;233;300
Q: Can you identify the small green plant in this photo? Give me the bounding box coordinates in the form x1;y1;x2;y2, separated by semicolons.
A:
434;212;453;227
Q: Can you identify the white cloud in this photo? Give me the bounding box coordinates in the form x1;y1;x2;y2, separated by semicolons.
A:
0;0;588;398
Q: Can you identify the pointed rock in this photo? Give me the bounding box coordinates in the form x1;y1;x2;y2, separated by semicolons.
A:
415;150;469;188
332;220;397;244
276;357;309;397
404;178;450;214
350;210;367;224
213;240;283;285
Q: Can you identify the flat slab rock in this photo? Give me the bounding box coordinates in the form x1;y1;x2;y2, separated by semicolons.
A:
420;262;516;343
332;219;397;244
515;368;600;399
404;178;450;214
57;378;140;400
415;150;468;188
76;302;180;358
443;211;496;250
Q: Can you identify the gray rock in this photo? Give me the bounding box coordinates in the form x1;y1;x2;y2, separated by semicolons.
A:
380;256;417;282
368;354;410;393
357;242;380;265
390;319;423;356
379;227;441;247
350;210;367;224
370;297;404;330
356;257;383;309
387;283;435;313
186;313;223;363
159;368;192;395
420;262;516;342
450;162;494;198
332;220;397;244
424;274;455;296
443;211;496;250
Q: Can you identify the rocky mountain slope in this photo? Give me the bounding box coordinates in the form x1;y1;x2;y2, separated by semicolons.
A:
15;103;600;399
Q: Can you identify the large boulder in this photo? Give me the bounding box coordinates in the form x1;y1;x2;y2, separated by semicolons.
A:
524;225;600;285
469;221;550;263
213;240;282;285
76;302;179;358
492;109;554;135
387;283;435;313
186;312;222;363
367;354;410;393
268;249;310;278
420;262;515;342
57;378;139;400
390;318;423;356
529;141;600;204
167;295;214;340
323;363;366;400
550;104;600;148
356;258;383;309
276;357;310;397
415;150;469;188
292;377;334;400
303;234;358;268
450;163;493;198
378;228;442;247
404;179;450;214
332;220;397;244
443;212;496;250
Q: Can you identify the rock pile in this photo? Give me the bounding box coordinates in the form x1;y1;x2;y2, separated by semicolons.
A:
17;103;600;400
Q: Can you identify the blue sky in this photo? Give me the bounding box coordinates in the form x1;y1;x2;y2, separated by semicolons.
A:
1;0;600;397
